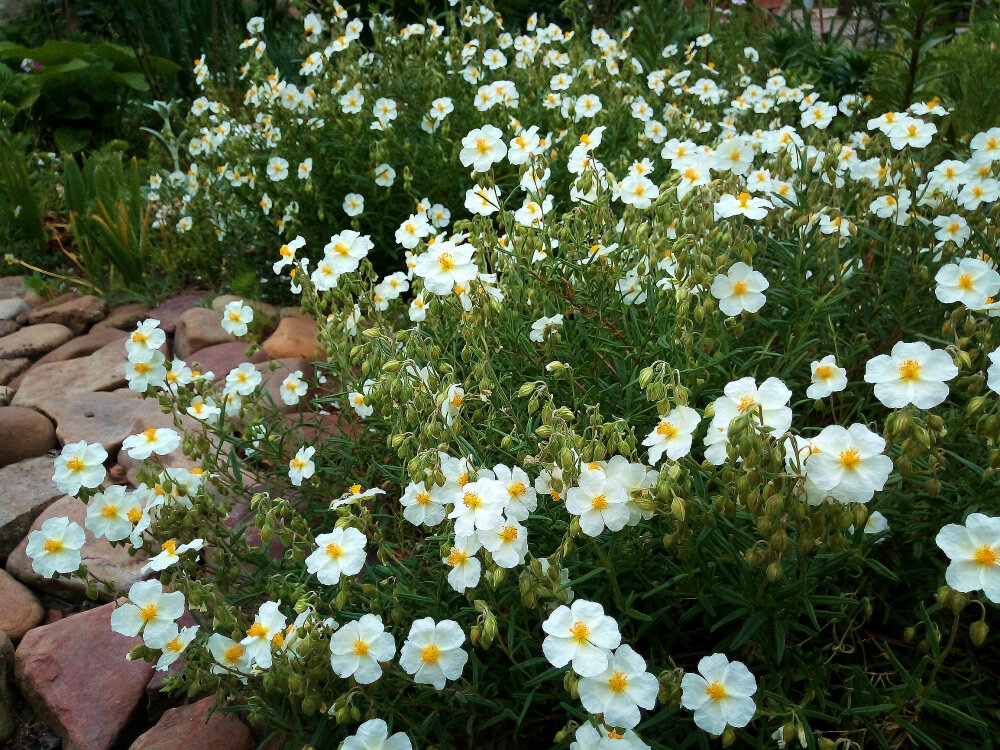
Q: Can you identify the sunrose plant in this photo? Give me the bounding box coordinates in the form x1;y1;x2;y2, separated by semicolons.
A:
27;2;1000;747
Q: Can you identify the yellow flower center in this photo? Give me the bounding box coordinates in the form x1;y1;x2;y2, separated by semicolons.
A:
101;504;119;519
736;192;750;207
416;491;431;505
839;447;862;470
591;494;608;511
508;481;526;498
656;421;678;438
608;671;629;693
420;644;441;664
224;643;246;663
162;539;176;556
732;280;748;296
898;359;921;381
65;457;85;472
439;253;456;272
350;484;362;494
326;543;343;559
140;604;158;623
43;538;64;553
247;621;266;638
607;730;625;740
705;681;727;702
814;364;834;380
447;548;467;567
142;427;158;442
458;472;469;486
737;395;756;412
165;637;184;652
463;492;482;510
131;331;147;345
974;544;998;566
290;458;306;470
500;525;519;543
475;137;490;154
569;621;590;644
958;273;975;291
451;394;463;407
353;639;370;656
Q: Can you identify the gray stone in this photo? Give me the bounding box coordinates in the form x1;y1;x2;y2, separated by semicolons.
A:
0;456;64;563
6;496;149;601
0;358;29;385
26;294;108;335
0;276;26;299
0;298;28;321
41;390;164;454
11;339;129;412
0;323;74;360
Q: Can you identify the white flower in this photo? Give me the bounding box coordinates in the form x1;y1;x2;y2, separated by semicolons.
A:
571;723;649;750
187;395;221;421
141;538;204;573
343;193;365;216
52;441;107;495
280;370;308;405
541;599;621;677
225;362;262;396
934;258;1000;308
864;341;958;409
806;424;893;504
617;175;659;209
714;192;772;220
289;446;316;486
374;163;396;186
578;645;659;729
221;300;254;336
988;348;1000;394
443;535;482;592
459;125;507;172
342;719;412;750
642;405;700;464
306;527;367;584
413;240;479;295
529;314;564;342
85;485;142;542
464;184;502;216
240;600;288;669
330;614;396;684
399;617;469;690
25;516;86;578
806;355;848;399
126;348;168;392
153;625;198;671
122;427;180;460
441;384;464;426
400;482;447;526
681;653;758;734
110;580;186;647
448;478;506;536
566;468;630;536
126;319;165;356
935;513;1000;601
208;633;250;675
348;391;373;418
479;518;528;568
863;510;889;536
711;262;769;316
266;156;289;181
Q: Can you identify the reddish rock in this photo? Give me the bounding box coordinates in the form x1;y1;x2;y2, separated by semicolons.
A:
31;327;128;368
90;302;151;332
0;456;65;563
41;389;164;453
0;320;20;337
27;294;108;335
173;308;235;359
185;341;267;382
14;602;153;750
0;631;13;742
6;496;149;601
129;697;254;750
0;406;56;467
0;569;44;641
0;323;74;360
45;610;62;624
262;315;322;361
11;339;129;412
0;357;29;385
146;291;207;334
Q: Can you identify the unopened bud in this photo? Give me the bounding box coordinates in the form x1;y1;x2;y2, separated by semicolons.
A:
970;620;989;646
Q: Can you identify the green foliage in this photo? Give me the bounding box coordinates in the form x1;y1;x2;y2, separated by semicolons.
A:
62;149;151;291
0;39;180;151
0;134;49;261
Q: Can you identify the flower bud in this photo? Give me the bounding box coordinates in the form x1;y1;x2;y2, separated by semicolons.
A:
970;620;989;646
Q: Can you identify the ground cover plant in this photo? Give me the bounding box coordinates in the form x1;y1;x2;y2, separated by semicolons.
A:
22;1;1000;748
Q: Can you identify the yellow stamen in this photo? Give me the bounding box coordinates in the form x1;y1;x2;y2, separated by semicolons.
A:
420;644;441;664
